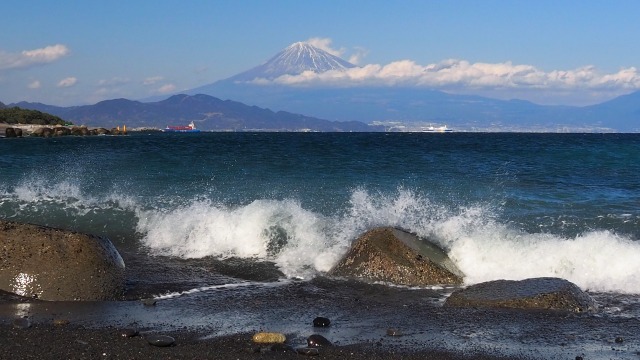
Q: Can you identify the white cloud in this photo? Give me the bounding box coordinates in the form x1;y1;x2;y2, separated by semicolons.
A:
28;80;41;89
143;76;164;85
57;77;77;88
0;44;69;70
156;84;176;93
255;58;640;94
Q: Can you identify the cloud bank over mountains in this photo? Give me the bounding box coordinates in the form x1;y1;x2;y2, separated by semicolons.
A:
246;38;640;105
1;39;639;106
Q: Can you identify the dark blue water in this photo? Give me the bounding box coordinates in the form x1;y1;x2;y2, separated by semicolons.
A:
1;132;639;293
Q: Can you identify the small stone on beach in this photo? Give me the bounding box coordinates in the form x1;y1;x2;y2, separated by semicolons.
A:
252;332;286;344
386;328;403;336
615;336;624;343
121;328;139;338
313;316;331;327
307;334;332;347
147;334;175;347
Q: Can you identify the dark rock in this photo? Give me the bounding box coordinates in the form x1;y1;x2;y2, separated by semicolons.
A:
95;128;110;135
444;277;597;313
328;227;463;286
12;317;31;329
313;316;330;327
121;328;139;337
307;334;332;347
615;336;624;343
53;127;71;136
386;328;403;336
70;126;90;136
0;220;126;301
5;127;17;138
32;127;53;137
296;347;320;356
141;298;157;306
147;334;175;347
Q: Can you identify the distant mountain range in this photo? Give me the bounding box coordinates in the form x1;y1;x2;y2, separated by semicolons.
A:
184;42;640;132
5;42;640;132
10;94;376;131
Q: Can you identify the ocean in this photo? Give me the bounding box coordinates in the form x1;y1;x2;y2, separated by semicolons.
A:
1;132;639;358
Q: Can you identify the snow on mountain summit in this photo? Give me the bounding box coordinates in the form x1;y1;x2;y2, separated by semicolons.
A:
228;42;357;82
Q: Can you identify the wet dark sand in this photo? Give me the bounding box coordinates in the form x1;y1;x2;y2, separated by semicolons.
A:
1;254;639;359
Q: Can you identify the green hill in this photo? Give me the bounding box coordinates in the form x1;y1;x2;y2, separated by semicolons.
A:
0;106;69;126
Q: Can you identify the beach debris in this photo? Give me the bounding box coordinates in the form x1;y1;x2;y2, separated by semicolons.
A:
296;347;320;356
120;328;140;338
328;227;463;286
12;317;31;329
0;220;126;301
444;277;598;313
307;334;332;347
252;332;286;344
312;316;331;327
386;328;403;336
146;334;175;347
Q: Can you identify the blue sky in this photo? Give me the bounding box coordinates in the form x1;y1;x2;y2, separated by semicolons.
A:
1;0;639;106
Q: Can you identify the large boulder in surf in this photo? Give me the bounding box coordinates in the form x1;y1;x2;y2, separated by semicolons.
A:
444;277;597;313
0;220;125;301
328;227;463;286
4;127;18;138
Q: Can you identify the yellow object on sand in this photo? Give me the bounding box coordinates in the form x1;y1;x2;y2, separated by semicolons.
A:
252;332;286;344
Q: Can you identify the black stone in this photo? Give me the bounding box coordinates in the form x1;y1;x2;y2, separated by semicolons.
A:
307;334;332;347
386;328;403;336
147;334;175;347
615;336;624;343
121;328;139;337
313;316;331;327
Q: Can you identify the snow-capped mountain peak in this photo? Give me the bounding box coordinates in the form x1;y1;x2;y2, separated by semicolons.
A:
228;41;357;82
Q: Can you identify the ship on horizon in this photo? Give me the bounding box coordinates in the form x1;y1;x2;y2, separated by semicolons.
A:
163;121;201;133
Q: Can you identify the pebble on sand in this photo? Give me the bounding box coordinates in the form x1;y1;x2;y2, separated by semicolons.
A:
252;332;286;344
312;316;331;327
307;334;332;347
146;334;175;347
386;328;403;336
121;328;139;338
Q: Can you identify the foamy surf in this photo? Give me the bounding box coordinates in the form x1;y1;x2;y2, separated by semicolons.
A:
135;188;640;294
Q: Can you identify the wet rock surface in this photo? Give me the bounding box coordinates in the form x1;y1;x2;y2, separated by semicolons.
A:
329;227;463;286
444;277;597;312
0;220;125;301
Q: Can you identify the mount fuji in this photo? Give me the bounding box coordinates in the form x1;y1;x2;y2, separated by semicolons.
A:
182;42;639;132
225;42;357;82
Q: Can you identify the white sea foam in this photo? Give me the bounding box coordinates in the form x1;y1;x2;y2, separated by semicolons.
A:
3;180;640;294
136;187;640;294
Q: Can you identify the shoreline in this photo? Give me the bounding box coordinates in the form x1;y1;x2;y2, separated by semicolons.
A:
0;322;522;360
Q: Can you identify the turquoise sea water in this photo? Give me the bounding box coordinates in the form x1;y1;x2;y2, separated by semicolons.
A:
1;132;639;293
